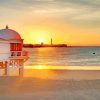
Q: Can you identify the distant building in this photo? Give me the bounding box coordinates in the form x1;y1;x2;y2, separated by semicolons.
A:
0;26;29;76
41;42;44;45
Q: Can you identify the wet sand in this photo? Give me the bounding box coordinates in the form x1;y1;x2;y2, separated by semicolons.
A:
0;70;100;100
24;69;100;80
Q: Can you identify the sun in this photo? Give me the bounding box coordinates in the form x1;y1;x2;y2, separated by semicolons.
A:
37;37;45;44
33;30;50;44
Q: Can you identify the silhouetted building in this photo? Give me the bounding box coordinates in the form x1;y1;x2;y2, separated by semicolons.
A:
41;42;44;45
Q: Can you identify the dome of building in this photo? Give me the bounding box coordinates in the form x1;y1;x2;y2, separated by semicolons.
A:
0;26;21;40
0;38;9;43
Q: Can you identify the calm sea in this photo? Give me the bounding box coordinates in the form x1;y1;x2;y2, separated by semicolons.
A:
24;47;100;66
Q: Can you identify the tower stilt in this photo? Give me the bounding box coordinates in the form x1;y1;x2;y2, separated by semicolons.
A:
4;61;8;76
19;60;24;76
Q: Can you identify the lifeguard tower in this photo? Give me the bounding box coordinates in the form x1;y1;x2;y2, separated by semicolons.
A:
0;26;28;76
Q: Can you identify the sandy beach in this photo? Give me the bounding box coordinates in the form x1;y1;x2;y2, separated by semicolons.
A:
0;70;100;100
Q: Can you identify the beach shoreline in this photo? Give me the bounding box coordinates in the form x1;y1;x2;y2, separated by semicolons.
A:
0;69;100;100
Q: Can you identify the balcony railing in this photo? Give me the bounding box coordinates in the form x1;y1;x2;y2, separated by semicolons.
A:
10;51;28;58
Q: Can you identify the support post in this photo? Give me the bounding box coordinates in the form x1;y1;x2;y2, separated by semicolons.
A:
19;60;24;77
4;61;8;76
19;67;24;77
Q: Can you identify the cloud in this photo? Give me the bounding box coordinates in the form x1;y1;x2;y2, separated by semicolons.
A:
0;0;100;27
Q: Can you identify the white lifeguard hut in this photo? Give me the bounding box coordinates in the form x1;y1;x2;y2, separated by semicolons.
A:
0;26;28;76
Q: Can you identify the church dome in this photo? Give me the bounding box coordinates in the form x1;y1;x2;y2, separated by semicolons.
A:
0;26;21;40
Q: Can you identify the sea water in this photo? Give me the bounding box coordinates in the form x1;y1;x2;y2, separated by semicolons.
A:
24;46;100;67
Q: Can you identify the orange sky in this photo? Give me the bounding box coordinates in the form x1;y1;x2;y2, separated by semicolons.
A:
0;0;100;46
11;18;100;46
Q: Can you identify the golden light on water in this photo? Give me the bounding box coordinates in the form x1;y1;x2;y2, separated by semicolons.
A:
25;65;100;70
25;65;46;70
37;65;44;70
24;65;54;79
24;65;100;79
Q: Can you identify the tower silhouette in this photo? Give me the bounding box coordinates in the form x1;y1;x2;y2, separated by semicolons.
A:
51;38;52;45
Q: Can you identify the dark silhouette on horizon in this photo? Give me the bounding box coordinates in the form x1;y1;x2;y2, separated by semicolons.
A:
23;38;67;48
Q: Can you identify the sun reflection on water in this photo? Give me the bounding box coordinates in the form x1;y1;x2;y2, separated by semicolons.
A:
25;65;100;70
37;65;44;70
24;65;100;79
24;65;54;79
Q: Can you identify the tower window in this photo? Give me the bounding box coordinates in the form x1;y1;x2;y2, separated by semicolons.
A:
10;43;22;51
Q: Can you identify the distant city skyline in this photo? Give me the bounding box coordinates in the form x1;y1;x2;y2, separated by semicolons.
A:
0;0;100;46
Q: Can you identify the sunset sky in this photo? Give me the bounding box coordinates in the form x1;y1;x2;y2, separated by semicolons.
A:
0;0;100;46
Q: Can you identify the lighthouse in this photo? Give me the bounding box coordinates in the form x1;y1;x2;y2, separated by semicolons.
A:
51;38;53;45
0;26;29;76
